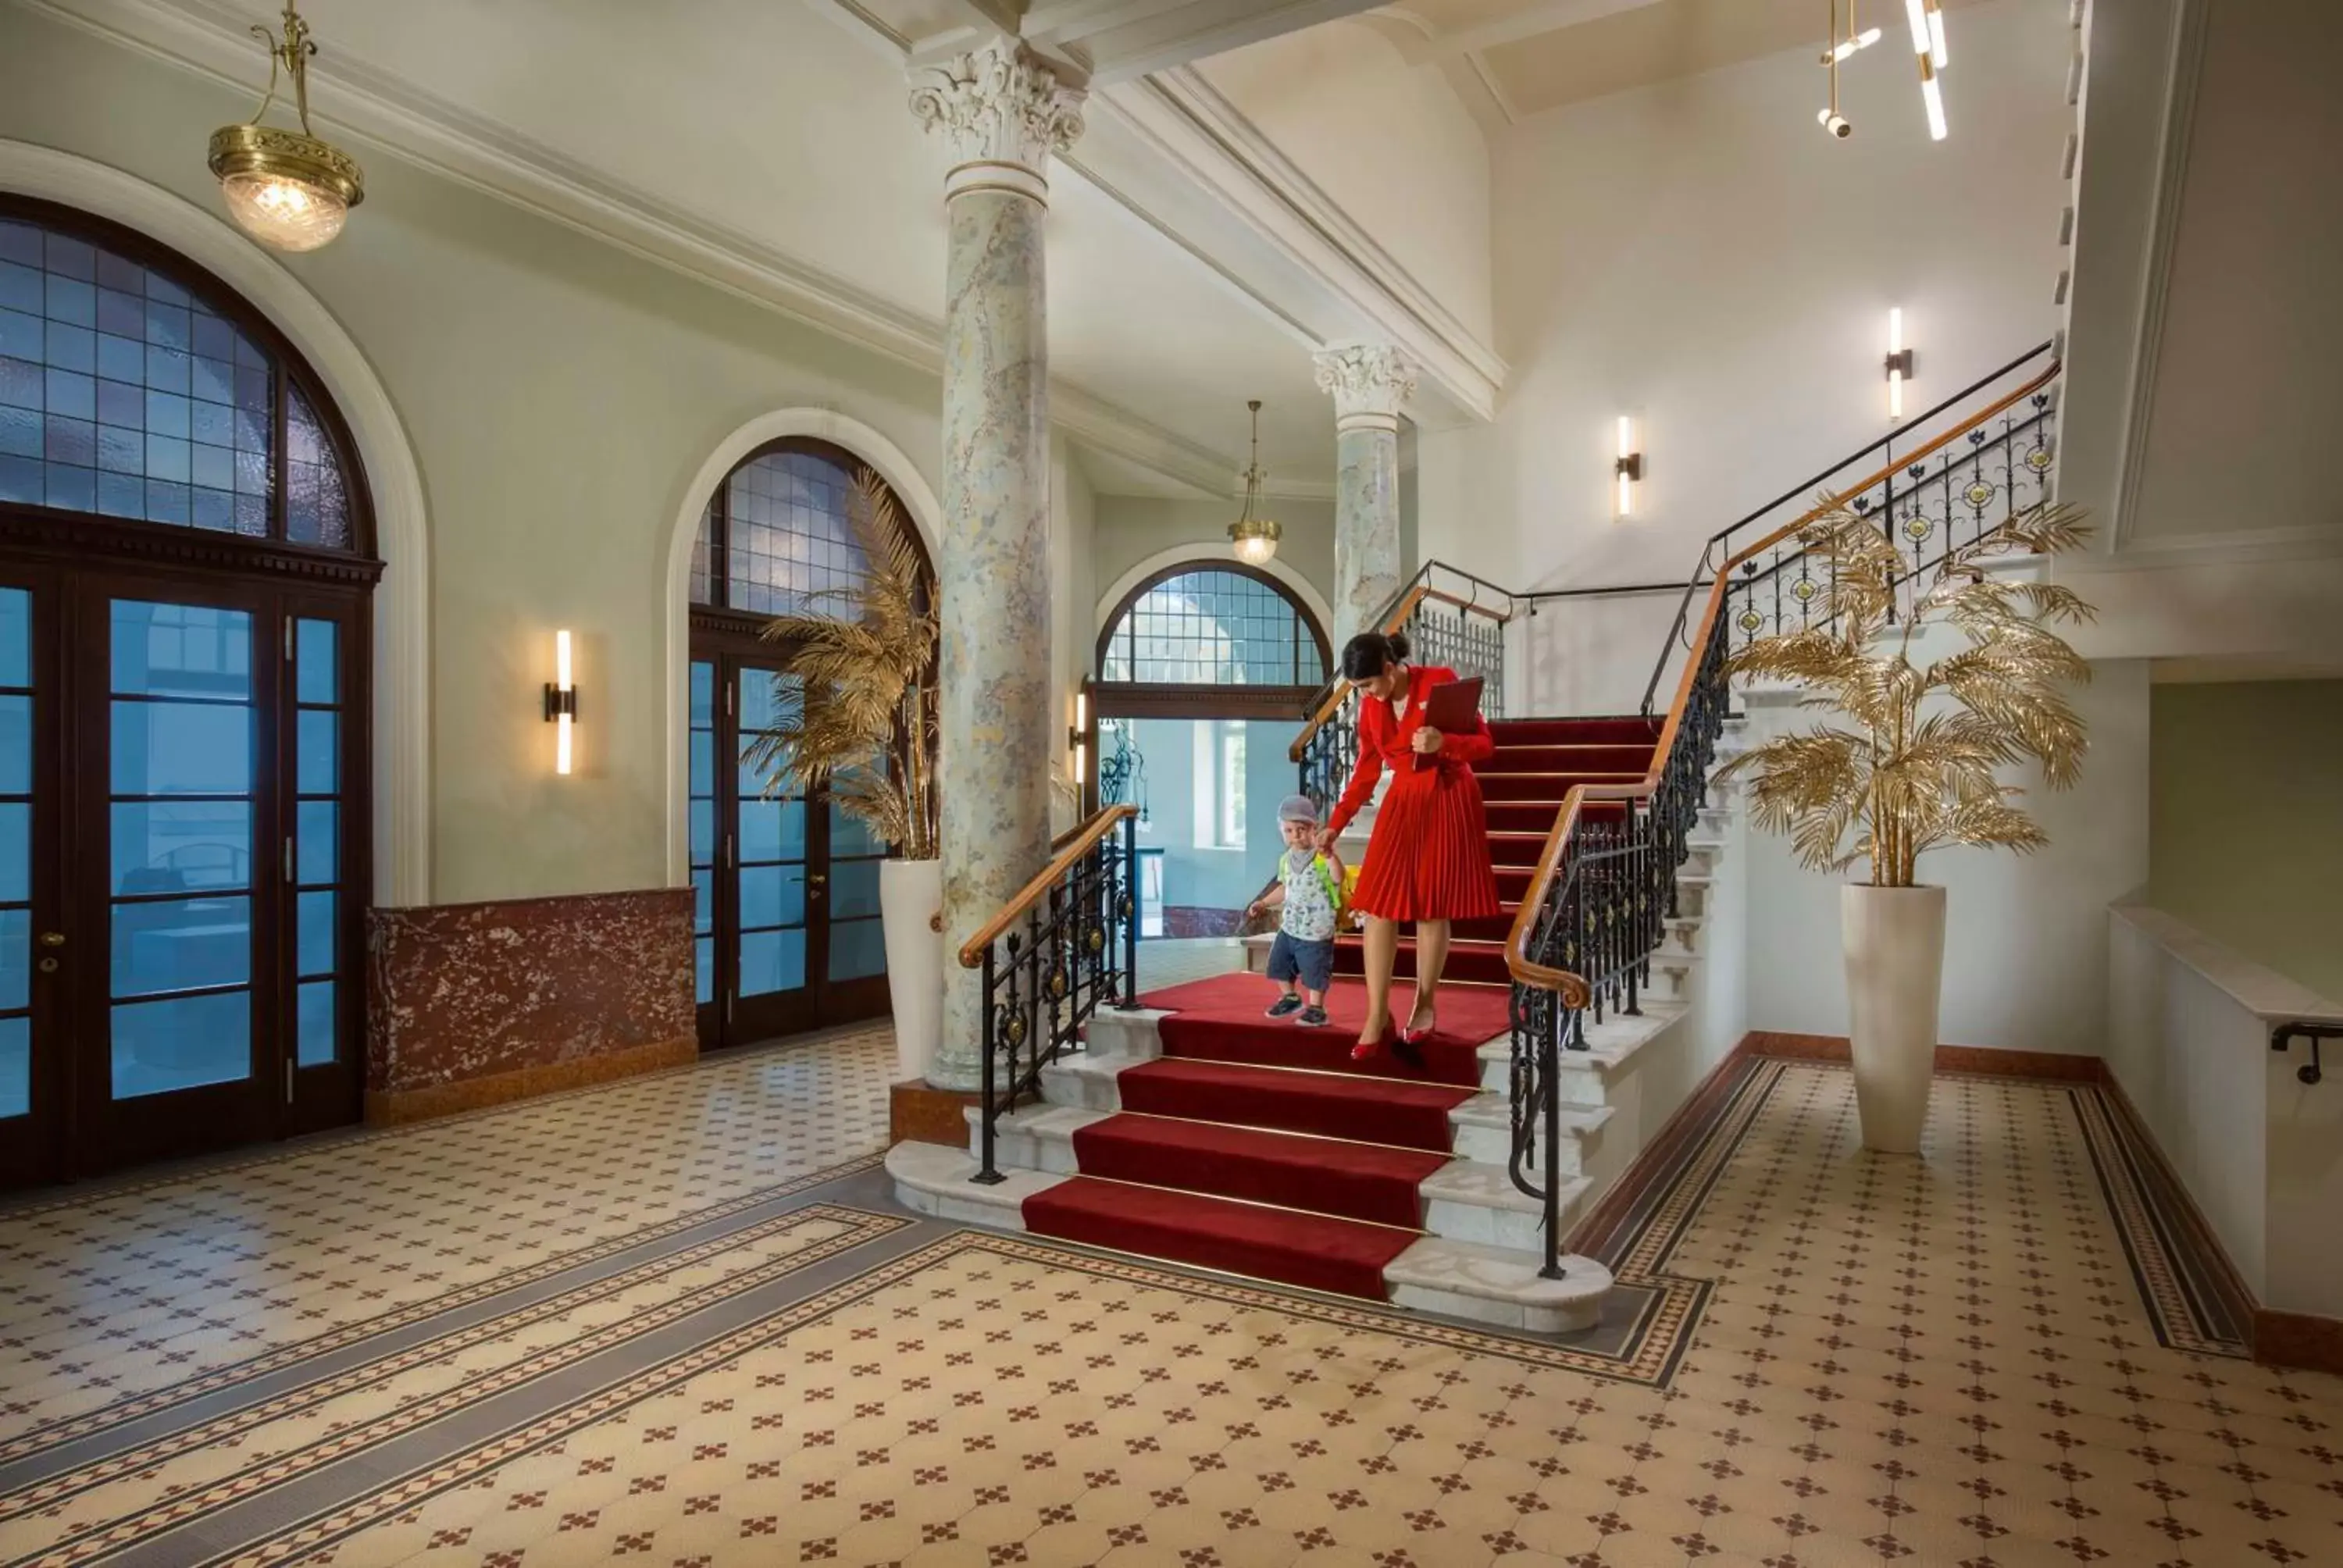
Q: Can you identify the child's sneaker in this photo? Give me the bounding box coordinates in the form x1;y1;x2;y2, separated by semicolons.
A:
1264;994;1304;1018
1296;1005;1328;1028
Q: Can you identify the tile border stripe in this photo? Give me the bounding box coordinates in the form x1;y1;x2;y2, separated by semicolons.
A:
0;1151;888;1466
2;1207;908;1560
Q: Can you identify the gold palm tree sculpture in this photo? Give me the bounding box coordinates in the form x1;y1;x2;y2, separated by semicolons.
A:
742;469;939;861
1717;501;2095;889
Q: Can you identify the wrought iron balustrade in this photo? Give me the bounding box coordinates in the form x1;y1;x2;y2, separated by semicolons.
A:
964;806;1141;1185
1640;342;2061;715
1503;607;1731;1278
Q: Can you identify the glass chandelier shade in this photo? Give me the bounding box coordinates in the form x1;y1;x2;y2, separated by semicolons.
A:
1227;400;1281;566
208;5;364;253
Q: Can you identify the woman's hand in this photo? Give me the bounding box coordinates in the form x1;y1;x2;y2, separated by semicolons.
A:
1314;827;1339;854
1411;725;1445;755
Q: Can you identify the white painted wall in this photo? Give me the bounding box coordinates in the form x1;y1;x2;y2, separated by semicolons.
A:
1091;496;1339;622
1742;657;2151;1056
1419;0;2070;617
2106;907;2271;1297
2107;904;2343;1317
1195;21;1494;346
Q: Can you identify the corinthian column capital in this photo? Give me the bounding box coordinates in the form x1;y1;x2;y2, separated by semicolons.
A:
909;41;1087;203
1314;344;1420;432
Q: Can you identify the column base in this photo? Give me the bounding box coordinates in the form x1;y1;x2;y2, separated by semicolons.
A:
892;1078;982;1147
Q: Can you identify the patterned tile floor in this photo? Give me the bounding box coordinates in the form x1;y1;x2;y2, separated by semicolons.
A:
2;1020;2338;1567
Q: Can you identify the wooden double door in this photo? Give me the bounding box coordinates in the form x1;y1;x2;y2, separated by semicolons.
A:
0;561;365;1188
688;646;892;1049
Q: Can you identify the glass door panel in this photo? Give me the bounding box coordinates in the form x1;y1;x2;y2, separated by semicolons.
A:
730;665;812;1042
0;585;31;1128
291;615;341;1068
105;599;255;1100
689;659;718;1045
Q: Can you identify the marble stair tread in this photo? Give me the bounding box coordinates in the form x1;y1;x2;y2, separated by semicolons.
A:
1482;1003;1685;1073
968;1102;1111;1139
1384;1235;1612;1333
1038;1050;1153;1110
1450;1090;1614;1136
1422;1156;1592;1217
888;1139;1068;1226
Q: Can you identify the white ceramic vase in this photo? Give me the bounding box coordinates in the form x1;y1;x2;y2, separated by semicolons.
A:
1839;883;1947;1155
880;858;945;1084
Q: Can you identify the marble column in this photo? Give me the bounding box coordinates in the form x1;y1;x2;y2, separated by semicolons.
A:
1314;344;1419;647
911;43;1086;1092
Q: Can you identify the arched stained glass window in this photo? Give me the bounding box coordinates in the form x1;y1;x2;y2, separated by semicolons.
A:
1098;565;1328;688
691;440;906;617
0;200;361;551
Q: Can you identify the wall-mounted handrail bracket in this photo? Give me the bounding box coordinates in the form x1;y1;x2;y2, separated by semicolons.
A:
2271;1022;2338;1086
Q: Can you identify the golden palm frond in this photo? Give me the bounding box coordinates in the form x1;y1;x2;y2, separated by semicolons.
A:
744;469;940;861
1724;498;2095;887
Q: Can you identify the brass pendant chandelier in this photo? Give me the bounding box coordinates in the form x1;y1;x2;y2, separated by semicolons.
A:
1227;400;1282;566
1815;0;1949;142
208;3;365;252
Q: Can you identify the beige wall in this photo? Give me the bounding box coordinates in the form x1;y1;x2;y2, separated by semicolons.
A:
0;7;1152;907
1090;495;1336;633
2149;680;2343;1001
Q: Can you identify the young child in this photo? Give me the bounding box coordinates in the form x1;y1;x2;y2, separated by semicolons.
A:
1246;794;1345;1027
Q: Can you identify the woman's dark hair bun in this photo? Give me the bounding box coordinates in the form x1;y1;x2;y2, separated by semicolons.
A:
1339;629;1409;682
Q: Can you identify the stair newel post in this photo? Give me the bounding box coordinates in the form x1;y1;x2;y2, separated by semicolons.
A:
1539;1020;1564;1280
975;939;1003;1185
1118;810;1141;1010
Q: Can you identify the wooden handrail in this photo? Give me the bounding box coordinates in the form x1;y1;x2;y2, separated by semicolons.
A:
1504;361;2063;1003
958;804;1139;968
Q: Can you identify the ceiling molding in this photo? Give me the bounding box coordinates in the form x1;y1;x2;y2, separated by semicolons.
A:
2106;0;2207;554
21;0;1264;497
1372;0;1664;62
1100;67;1506;420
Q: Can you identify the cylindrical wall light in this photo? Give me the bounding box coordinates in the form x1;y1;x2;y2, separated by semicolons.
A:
544;629;578;775
1614;415;1642;519
1885;309;1914;421
1068;686;1089;788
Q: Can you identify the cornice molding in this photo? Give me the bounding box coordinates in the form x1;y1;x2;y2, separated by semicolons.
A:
19;0;1259;497
1103;66;1505;421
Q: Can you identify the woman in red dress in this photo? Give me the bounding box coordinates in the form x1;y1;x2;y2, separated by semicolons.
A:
1318;630;1503;1061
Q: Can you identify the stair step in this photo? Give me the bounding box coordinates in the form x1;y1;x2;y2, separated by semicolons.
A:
1478;771;1646;803
1068;1113;1447;1229
1488;718;1661;747
1114;1057;1471;1152
1023;1175;1418;1301
1481;745;1657;775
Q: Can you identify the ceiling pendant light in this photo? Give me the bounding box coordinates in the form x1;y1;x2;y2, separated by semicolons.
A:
1227;401;1282;567
208;3;365;252
1817;0;1853;138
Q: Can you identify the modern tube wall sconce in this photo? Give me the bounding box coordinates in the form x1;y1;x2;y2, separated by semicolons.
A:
1614;415;1642;518
544;629;578;775
1069;686;1089;788
1885;309;1914;421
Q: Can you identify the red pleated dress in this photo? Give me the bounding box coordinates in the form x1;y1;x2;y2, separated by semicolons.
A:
1325;664;1504;923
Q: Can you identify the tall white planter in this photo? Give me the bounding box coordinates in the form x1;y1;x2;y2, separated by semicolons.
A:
1840;884;1947;1155
881;858;945;1085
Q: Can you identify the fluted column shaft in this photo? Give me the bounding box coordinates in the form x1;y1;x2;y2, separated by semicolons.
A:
912;45;1085;1092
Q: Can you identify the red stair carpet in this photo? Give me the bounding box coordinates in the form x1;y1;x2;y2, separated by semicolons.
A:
1017;715;1665;1302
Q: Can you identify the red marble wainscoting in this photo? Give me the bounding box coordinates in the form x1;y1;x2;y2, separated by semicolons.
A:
366;889;697;1124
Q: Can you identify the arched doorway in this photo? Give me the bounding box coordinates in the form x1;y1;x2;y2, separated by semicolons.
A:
0;196;377;1185
685;437;936;1049
1089;562;1330;939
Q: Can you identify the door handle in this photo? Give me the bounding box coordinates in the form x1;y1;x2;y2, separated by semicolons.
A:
807;873;827;889
38;931;62;947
